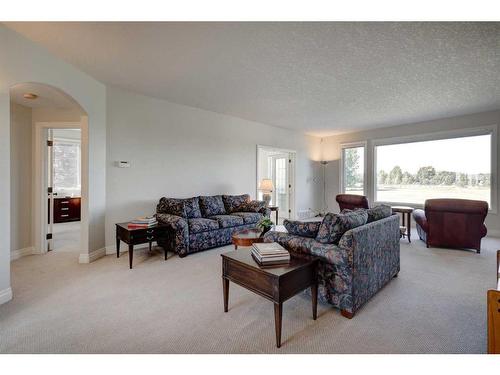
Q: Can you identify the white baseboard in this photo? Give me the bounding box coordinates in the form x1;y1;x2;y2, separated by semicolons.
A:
0;287;13;305
10;246;35;261
105;243;150;256
487;229;500;238
79;247;106;264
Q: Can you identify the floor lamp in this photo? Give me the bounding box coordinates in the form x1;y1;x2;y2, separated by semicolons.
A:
320;161;329;216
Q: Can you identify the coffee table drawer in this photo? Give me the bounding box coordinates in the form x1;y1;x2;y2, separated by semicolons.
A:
224;260;274;298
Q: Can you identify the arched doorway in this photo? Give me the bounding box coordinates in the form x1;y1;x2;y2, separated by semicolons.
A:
10;82;89;259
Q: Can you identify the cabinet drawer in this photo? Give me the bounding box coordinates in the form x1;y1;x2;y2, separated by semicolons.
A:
51;197;82;223
130;233;164;244
224;260;274;299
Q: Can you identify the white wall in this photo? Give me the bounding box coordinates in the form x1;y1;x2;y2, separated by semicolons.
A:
0;25;107;304
105;86;322;249
321;109;500;233
32;107;83;123
10;103;32;254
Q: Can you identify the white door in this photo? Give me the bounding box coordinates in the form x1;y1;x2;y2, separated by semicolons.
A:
271;154;291;222
46;129;55;251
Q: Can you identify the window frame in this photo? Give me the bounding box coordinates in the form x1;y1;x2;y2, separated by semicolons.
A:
340;141;368;196
372;125;498;213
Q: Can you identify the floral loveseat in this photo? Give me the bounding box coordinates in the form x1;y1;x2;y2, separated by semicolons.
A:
263;205;400;318
156;194;270;257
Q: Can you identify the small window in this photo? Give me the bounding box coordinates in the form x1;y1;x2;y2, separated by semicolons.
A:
341;143;366;196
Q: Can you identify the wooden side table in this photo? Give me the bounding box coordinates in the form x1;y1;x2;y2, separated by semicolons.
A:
268;205;279;224
115;223;170;269
391;206;414;243
221;249;318;348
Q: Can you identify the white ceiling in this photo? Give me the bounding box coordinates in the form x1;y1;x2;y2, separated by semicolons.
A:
5;22;500;136
10;82;82;110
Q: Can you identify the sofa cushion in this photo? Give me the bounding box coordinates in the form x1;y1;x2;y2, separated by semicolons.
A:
283;219;322;238
232;212;262;224
157;197;186;218
316;210;368;245
342;205;393;223
209;214;244;228
183;197;202;219
199;195;226;217
240;200;267;213
366;205;392;223
188;218;219;233
222;194;251;213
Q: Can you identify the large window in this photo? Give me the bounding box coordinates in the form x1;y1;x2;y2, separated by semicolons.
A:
341;143;366;195
375;132;494;207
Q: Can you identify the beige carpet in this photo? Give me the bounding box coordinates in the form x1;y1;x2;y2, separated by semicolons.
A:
52;221;81;252
1;231;498;354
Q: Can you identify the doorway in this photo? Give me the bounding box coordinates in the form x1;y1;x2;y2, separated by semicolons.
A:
9;81;89;260
256;145;296;224
46;128;82;252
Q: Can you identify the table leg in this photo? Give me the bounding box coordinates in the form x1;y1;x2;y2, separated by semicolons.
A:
116;237;120;258
275;209;279;225
128;244;134;269
223;277;229;312
234;244;238;250
274;302;283;348
149;241;152;252
311;282;318;320
164;246;168;260
407;212;412;243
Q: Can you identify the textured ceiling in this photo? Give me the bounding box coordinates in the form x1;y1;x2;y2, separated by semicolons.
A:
5;22;500;136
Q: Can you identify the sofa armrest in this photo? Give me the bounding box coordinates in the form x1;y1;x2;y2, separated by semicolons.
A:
263;230;347;263
283;219;321;238
412;209;428;232
338;214;400;313
156;213;189;256
156;212;186;226
481;224;488;238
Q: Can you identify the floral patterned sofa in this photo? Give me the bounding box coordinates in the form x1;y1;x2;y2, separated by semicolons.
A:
263;205;400;318
156;194;270;257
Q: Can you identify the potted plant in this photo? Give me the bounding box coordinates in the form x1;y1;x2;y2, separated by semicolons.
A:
257;217;274;236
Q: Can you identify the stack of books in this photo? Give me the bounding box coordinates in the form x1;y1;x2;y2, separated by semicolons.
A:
128;215;158;228
251;242;290;266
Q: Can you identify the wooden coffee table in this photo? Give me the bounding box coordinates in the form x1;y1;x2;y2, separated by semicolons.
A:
231;228;264;249
221;249;318;348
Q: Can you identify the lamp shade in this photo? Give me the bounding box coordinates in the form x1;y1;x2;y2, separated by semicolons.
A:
259;178;274;192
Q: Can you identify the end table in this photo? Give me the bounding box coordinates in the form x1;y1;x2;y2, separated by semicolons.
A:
115;222;170;269
268;205;279;224
391;206;414;243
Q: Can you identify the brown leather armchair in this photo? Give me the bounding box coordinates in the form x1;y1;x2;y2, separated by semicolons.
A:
336;194;369;211
412;198;488;253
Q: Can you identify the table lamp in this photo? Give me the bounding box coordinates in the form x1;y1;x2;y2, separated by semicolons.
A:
259;179;274;207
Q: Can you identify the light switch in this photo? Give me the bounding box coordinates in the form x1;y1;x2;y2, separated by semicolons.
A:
115;161;131;168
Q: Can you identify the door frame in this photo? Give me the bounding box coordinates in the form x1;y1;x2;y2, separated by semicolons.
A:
33;120;88;254
256;145;296;220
